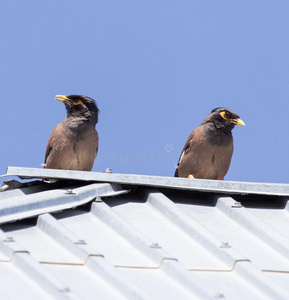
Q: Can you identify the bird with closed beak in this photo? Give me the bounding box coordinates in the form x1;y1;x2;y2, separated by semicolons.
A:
174;107;245;180
44;95;99;171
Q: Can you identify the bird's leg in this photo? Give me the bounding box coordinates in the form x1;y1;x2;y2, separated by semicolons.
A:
188;174;195;179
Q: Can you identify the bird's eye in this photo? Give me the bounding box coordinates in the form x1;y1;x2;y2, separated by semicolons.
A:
220;111;230;120
73;99;84;106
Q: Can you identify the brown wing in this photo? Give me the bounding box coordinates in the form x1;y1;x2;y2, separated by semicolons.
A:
174;129;197;177
44;126;59;166
176;125;234;179
44;122;71;169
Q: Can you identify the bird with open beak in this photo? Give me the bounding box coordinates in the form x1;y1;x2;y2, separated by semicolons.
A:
174;107;245;180
44;95;99;171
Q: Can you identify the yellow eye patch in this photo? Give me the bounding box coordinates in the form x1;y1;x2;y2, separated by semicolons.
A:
73;100;83;106
220;111;245;126
220;111;229;120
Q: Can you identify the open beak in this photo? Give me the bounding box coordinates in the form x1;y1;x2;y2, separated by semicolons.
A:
55;95;73;107
232;118;245;126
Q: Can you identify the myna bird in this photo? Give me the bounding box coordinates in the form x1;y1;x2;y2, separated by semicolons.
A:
44;95;99;171
174;107;245;180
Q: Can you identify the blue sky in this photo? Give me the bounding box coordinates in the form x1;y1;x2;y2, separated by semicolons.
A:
1;1;289;183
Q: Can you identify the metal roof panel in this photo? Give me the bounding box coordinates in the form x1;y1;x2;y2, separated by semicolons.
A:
1;167;289;299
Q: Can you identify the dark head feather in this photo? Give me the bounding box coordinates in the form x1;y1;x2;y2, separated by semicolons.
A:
65;95;99;125
202;107;242;133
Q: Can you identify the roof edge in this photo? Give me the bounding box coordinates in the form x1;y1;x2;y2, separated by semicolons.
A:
2;166;289;197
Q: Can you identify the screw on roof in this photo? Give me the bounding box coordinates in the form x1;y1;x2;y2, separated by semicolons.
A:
3;236;14;242
75;239;86;245
65;189;76;195
150;243;162;249
220;242;231;249
232;201;243;208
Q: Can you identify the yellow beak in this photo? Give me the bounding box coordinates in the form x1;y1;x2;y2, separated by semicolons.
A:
233;118;245;126
55;95;69;103
54;95;73;107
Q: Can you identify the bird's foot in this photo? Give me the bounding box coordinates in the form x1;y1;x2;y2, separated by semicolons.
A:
188;174;195;179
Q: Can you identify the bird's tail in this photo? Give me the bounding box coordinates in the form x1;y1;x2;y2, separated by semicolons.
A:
174;168;179;177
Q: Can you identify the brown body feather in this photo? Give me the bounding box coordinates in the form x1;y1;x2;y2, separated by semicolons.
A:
175;125;233;179
44;95;99;171
45;120;98;171
175;107;244;180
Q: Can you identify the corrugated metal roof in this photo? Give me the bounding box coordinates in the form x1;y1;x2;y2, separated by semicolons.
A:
0;167;289;299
